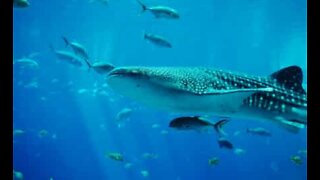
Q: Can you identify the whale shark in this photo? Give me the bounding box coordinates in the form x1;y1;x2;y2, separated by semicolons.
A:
106;66;307;133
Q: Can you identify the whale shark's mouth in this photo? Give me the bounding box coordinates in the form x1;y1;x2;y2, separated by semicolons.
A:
108;68;146;78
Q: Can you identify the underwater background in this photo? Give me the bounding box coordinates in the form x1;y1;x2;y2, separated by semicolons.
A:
13;0;307;179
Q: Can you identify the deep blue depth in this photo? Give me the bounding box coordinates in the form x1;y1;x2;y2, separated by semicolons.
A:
13;0;307;179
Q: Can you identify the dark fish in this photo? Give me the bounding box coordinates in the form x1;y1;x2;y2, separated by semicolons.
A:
137;0;180;19
169;116;229;136
246;127;272;136
217;137;234;149
144;33;172;48
13;0;29;8
106;152;124;162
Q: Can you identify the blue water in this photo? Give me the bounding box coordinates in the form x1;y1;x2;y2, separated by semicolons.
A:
13;0;307;179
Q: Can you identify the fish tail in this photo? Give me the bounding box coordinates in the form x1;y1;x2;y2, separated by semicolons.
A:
83;58;92;71
62;36;70;47
143;31;148;39
137;0;147;12
213;119;229;137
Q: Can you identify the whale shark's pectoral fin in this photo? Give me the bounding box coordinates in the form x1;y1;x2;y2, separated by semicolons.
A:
273;116;306;134
201;87;274;95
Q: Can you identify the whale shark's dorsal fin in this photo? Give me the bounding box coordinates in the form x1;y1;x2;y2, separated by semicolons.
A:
270;66;306;94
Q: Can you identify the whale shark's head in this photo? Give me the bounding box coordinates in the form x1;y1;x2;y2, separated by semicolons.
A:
107;67;163;101
106;67;183;101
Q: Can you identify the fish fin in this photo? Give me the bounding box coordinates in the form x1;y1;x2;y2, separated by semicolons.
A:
269;66;306;94
273;116;305;134
203;87;273;95
83;58;92;70
143;31;148;39
62;36;70;47
136;0;147;12
213;119;230;136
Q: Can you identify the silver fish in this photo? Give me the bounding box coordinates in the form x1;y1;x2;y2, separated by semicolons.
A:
90;61;115;74
246;127;272;136
13;0;29;8
144;33;172;48
137;0;180;19
62;36;90;60
50;45;83;67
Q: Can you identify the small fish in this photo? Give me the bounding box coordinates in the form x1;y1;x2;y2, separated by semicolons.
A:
62;37;90;60
13;0;29;8
290;155;302;165
13;170;24;180
116;108;133;121
151;123;160;128
160;130;168;134
136;0;180;19
106;152;124;162
144;33;172;48
77;88;88;94
233;148;246;155
13;129;25;136
208;157;219;166
298;149;307;156
124;162;133;169
217;137;234;149
14;58;39;68
24;81;39;89
246;127;272;137
50;45;83;67
62;37;92;69
142;153;158;159
233;130;241;136
38;129;49;138
169;116;229;136
89;61;115;74
140;170;149;177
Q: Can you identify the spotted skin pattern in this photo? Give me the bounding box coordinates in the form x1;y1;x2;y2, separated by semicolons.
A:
108;66;307;126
